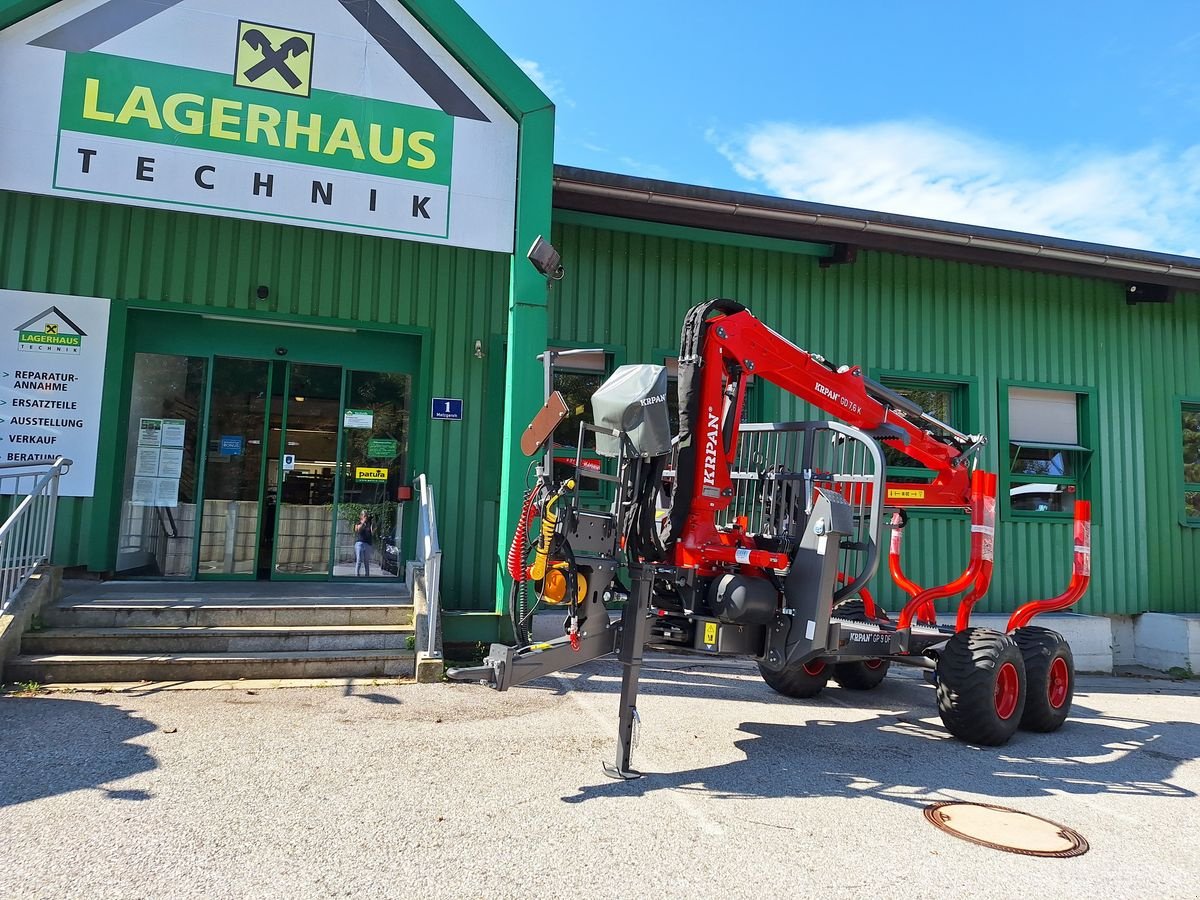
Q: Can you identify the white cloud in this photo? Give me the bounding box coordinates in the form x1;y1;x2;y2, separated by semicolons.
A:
712;121;1200;257
515;58;574;107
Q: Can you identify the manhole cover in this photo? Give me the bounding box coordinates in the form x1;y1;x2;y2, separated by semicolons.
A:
924;802;1089;858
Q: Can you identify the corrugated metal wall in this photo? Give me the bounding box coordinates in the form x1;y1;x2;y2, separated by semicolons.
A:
551;218;1200;616
0;191;510;611
4;191;1197;618
1139;299;1200;612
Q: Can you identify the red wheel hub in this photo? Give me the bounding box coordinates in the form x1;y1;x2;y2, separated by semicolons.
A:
803;660;827;677
994;661;1020;720
1047;656;1070;709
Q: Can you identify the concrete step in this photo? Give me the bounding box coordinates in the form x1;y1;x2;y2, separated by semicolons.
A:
6;649;416;684
43;603;414;629
21;625;415;655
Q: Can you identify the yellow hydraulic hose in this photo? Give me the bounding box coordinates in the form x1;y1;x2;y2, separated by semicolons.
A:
528;480;575;581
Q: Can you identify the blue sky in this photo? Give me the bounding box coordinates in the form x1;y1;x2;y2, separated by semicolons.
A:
461;0;1200;257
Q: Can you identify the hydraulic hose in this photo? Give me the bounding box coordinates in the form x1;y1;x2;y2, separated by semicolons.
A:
507;488;539;581
507;487;540;645
529;480;574;582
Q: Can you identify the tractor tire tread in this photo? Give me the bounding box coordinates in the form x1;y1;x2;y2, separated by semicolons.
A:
758;660;830;699
935;628;1026;746
1013;626;1074;733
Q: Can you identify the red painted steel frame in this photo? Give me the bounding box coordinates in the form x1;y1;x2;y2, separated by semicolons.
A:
1005;501;1092;632
673;309;976;573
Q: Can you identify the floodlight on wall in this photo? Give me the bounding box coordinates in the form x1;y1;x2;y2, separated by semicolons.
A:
527;235;565;280
1125;282;1174;305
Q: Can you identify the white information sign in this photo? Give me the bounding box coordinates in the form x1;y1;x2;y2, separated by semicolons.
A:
0;289;111;497
343;409;374;429
0;0;519;252
157;447;184;479
138;418;162;446
160;419;186;447
153;476;179;508
134;445;161;477
131;476;156;505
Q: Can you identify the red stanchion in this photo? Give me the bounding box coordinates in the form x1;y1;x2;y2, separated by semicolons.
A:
1005;500;1092;632
897;471;997;631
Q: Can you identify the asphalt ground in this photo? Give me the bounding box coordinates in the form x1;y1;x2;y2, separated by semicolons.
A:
1;659;1198;900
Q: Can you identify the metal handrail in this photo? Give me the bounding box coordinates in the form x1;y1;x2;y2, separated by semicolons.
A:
414;473;442;659
0;456;72;613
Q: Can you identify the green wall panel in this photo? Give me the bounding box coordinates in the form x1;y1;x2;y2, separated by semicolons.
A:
0;190;509;611
551;218;1200;617
5;187;1199;619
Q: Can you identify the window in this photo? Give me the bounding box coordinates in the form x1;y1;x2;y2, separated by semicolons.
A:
550;349;609;490
1006;386;1092;516
1183;402;1200;524
878;377;971;484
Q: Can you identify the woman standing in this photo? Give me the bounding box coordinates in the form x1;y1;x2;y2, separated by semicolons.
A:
354;509;374;577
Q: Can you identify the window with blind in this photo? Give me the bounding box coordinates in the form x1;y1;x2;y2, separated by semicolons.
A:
1006;386;1093;516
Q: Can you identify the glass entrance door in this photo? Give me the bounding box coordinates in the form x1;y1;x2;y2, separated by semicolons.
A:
271;363;341;579
195;361;411;581
197;358;271;577
331;371;412;578
117;311;422;581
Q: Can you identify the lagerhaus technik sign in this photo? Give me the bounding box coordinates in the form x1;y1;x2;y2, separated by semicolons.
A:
0;289;110;498
0;0;519;252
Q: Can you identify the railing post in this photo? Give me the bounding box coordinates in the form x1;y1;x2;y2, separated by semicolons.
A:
0;457;69;613
412;474;444;677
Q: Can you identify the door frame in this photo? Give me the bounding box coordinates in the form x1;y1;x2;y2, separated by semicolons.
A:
115;309;424;579
267;360;344;583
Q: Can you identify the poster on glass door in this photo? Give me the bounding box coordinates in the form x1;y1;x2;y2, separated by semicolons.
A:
0;289;111;496
131;416;185;507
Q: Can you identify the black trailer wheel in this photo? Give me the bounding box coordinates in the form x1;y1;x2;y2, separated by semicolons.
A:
758;657;831;699
935;628;1027;746
834;657;890;690
1012;626;1074;732
831;598;890;690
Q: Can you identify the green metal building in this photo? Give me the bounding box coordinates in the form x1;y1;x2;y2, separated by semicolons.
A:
1;0;1197;644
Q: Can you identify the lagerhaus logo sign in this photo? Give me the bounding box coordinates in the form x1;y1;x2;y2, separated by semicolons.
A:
0;0;519;252
15;306;87;354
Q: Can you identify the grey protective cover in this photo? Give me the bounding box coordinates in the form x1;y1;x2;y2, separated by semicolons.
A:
591;365;672;458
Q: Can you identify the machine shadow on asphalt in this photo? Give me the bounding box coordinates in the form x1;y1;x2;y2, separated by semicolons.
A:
0;697;158;808
560;711;1200;807
542;663;1200;808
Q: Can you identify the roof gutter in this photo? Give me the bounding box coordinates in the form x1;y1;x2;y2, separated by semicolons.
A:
555;176;1200;285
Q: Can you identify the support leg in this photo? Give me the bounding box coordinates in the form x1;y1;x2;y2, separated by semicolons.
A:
603;563;654;780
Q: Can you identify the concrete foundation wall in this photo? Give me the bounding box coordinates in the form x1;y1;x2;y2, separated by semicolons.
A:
0;565;61;676
1134;613;1200;674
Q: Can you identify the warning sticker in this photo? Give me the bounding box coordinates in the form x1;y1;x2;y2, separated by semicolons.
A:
703;621;718;647
887;488;926;500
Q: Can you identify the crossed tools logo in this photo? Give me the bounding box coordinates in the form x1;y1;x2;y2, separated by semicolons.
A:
234;20;315;98
14;306;86;354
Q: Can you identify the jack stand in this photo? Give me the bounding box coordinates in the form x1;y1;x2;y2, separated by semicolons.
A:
603;562;654;780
